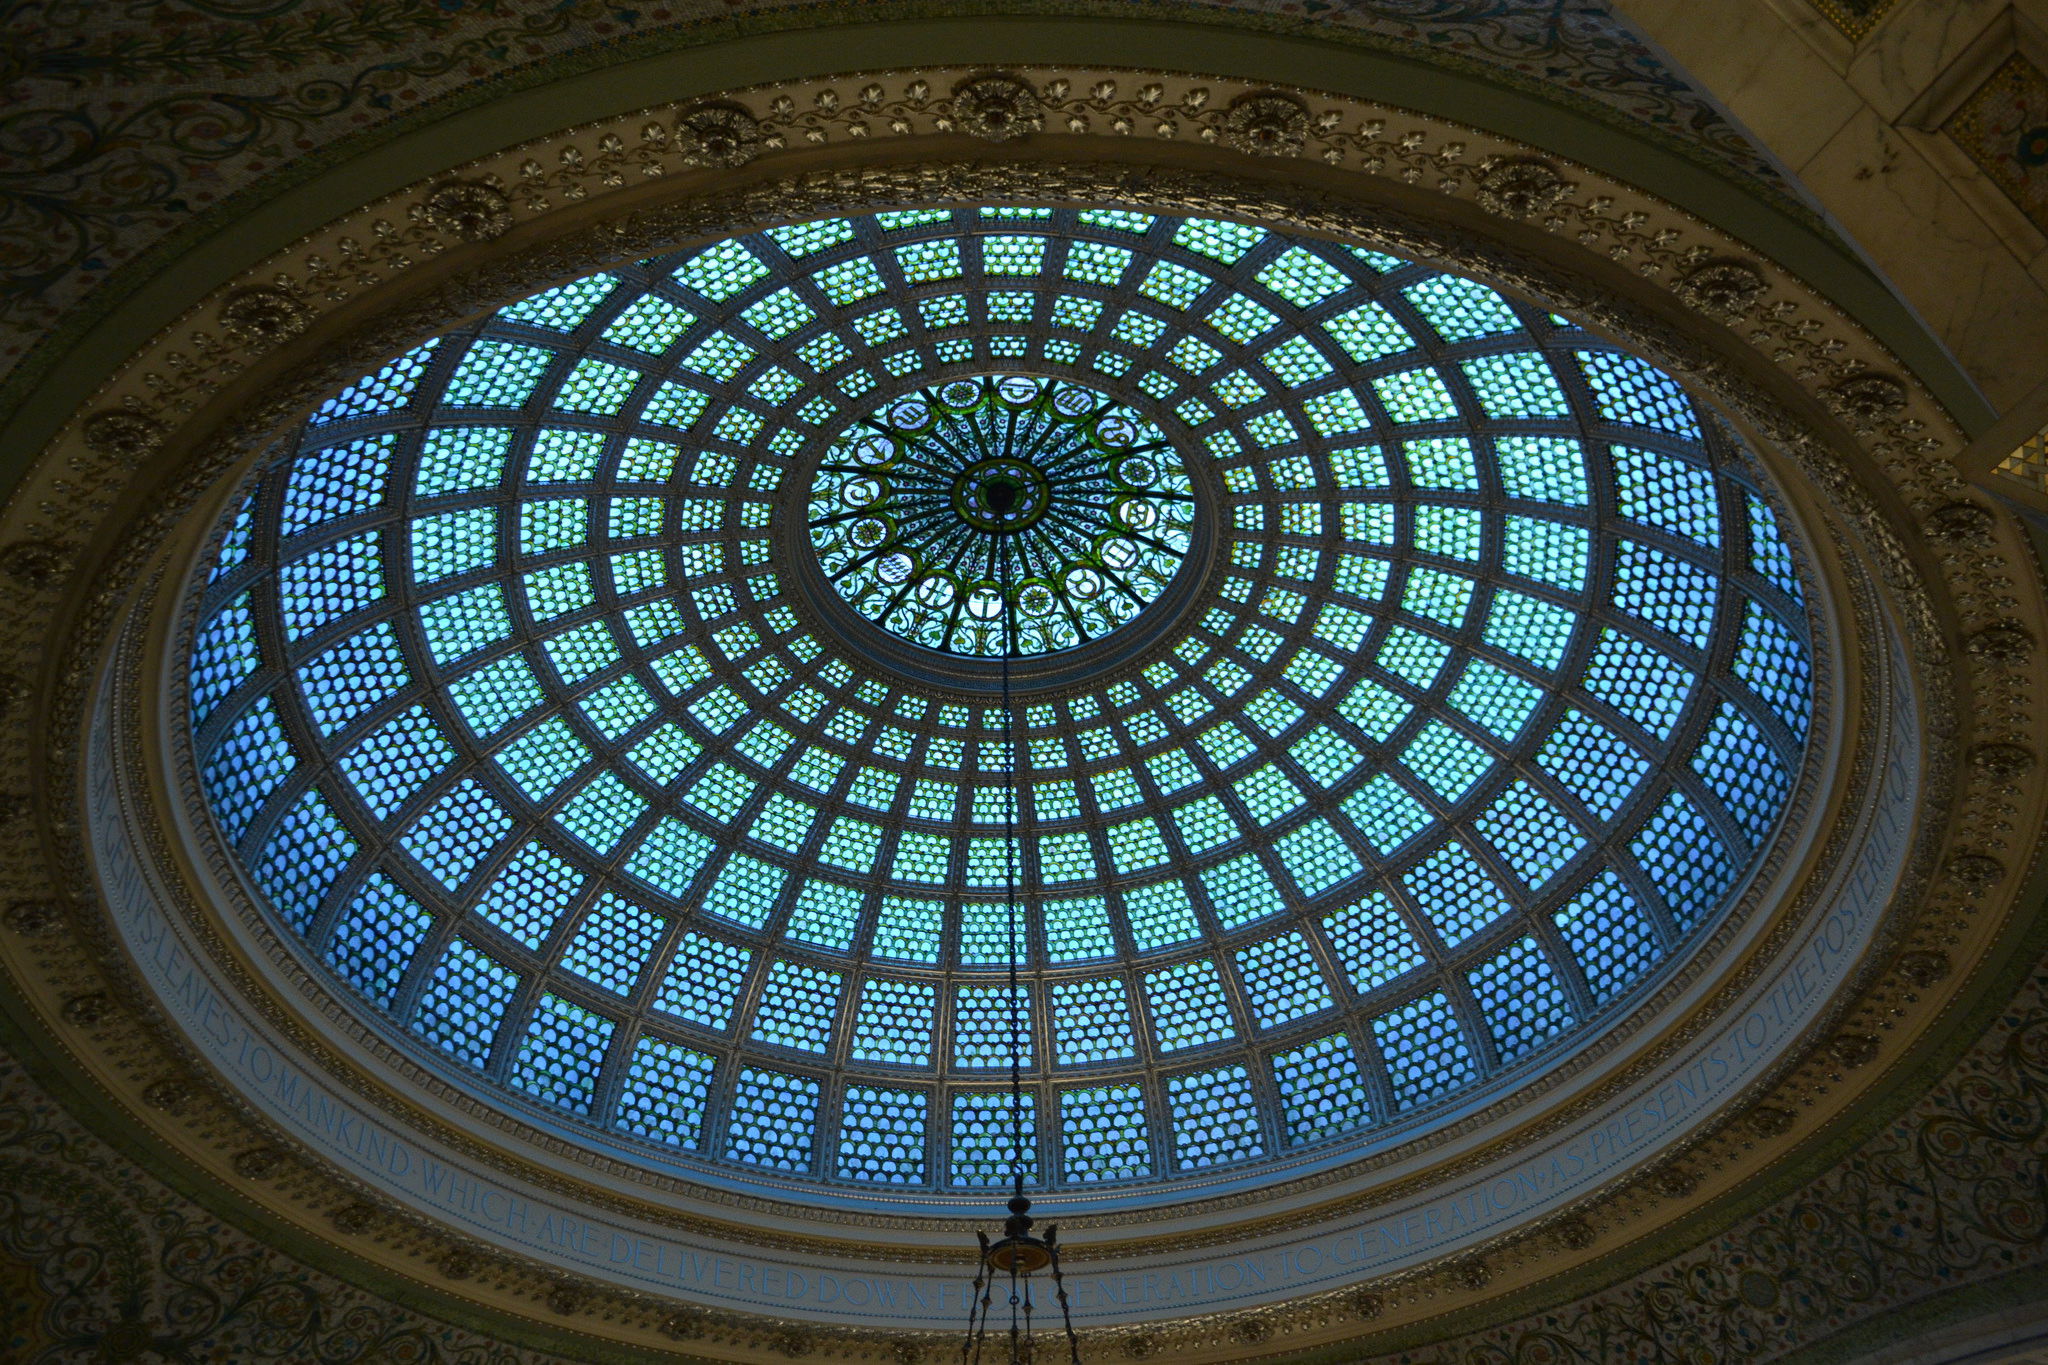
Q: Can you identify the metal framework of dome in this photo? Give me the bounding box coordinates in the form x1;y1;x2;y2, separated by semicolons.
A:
184;204;1813;1211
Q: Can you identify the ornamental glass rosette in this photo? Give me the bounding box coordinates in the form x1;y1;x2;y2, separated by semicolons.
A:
808;374;1194;657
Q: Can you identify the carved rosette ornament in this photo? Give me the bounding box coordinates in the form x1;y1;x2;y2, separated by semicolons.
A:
1827;1033;1881;1069
1231;1317;1275;1345
1122;1330;1162;1359
4;899;65;936
81;409;165;462
0;540;68;591
1474;157;1572;219
440;1248;482;1281
1946;852;2005;892
775;1330;816;1359
947;75;1041;141
1971;742;2035;779
1745;1105;1796;1139
1454;1257;1492;1291
419;179;513;242
1552;1217;1597;1250
143;1078;194;1114
217;286;308;342
330;1201;380;1235
1652;1165;1699;1199
60;992;110;1026
675;104;763;168
232;1146;286;1179
1826;372;1909;425
1349;1289;1385;1320
1924;501;1996;545
1674;259;1769;319
662;1307;711;1341
1895;949;1952;988
545;1283;588;1316
1966;622;2032;664
1221;92;1310;156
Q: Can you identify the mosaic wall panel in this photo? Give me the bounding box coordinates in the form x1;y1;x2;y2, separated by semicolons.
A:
1946;53;2048;237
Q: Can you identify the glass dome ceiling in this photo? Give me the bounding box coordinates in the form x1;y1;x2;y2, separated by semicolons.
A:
186;205;1813;1208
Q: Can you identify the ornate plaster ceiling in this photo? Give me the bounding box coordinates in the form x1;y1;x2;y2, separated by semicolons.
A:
1;1;1801;439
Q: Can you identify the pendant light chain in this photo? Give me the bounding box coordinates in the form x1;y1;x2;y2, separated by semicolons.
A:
960;477;1083;1365
1000;530;1022;1192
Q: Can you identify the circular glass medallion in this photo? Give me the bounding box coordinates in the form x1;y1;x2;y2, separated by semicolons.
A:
807;374;1196;657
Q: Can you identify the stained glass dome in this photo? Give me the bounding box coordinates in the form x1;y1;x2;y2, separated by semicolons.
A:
185;205;1813;1210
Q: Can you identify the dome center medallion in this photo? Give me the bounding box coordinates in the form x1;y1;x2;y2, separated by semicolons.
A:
807;374;1196;657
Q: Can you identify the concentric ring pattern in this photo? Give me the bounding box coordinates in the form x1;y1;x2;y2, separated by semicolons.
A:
808;373;1195;658
186;206;1814;1205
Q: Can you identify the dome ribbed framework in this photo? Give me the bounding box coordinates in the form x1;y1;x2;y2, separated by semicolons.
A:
186;204;1812;1209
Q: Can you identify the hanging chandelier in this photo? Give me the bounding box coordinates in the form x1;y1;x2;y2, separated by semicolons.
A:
960;472;1084;1365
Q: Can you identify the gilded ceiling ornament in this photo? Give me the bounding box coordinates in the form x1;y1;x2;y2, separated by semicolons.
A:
662;1308;711;1341
1827;1033;1881;1069
1553;1217;1597;1250
1652;1165;1699;1198
1122;1330;1162;1359
1745;1105;1795;1138
1231;1317;1274;1344
60;992;110;1026
774;1328;816;1358
0;540;67;590
216;286;308;342
1455;1257;1492;1290
1827;372;1909;424
4;899;65;936
1475;156;1573;218
947;74;1042;141
81;409;166;461
1220;91;1310;156
1349;1288;1385;1320
675;103;763;168
330;1202;380;1234
440;1249;482;1281
419;179;514;242
889;1338;925;1365
231;1147;286;1180
1924;500;1997;545
142;1078;194;1114
1971;741;2035;778
1946;851;2005;891
1895;949;1952;988
1674;259;1769;319
1966;622;2033;664
545;1283;588;1316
